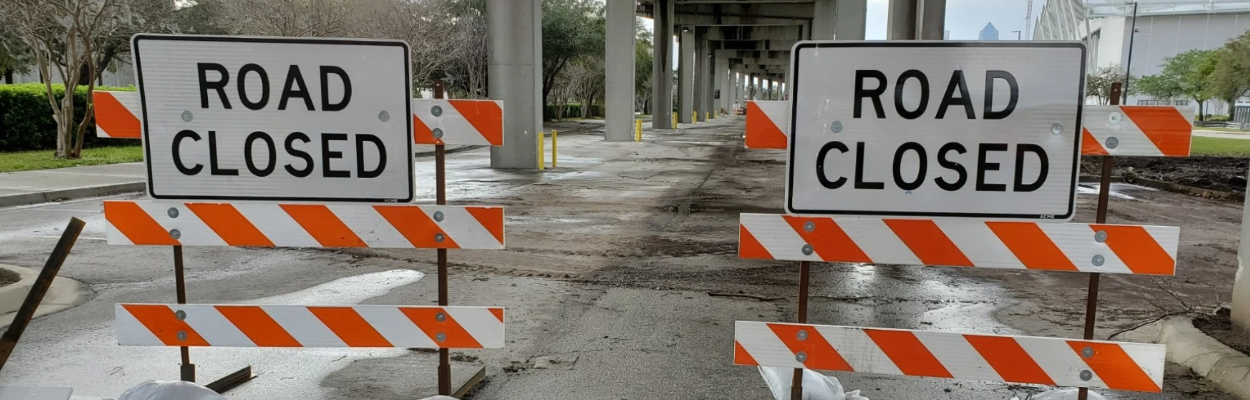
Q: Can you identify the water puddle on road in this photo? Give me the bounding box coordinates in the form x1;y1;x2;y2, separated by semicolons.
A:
1078;183;1158;200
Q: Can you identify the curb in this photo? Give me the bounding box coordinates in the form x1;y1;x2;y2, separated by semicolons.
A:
1117;316;1250;399
0;182;145;208
0;264;89;329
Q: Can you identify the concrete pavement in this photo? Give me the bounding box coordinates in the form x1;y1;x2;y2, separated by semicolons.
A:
1196;129;1250;140
0;117;1236;399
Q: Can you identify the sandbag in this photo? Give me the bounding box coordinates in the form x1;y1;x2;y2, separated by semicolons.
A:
118;380;225;400
758;367;870;400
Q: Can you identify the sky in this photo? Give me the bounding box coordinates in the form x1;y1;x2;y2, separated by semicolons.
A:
862;0;1049;40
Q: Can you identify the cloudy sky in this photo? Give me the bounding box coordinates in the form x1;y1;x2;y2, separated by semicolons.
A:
864;0;1042;40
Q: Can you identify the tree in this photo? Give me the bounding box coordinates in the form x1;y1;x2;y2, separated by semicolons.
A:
1138;49;1218;119
541;0;604;119
1087;64;1134;105
0;29;33;84
1135;74;1182;101
634;19;653;114
0;0;133;158
1210;31;1250;113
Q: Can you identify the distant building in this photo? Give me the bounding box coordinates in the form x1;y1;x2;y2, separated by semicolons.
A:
1034;0;1250;112
979;23;1000;40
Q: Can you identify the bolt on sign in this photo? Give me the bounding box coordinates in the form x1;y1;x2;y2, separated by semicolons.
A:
132;35;413;202
785;42;1086;220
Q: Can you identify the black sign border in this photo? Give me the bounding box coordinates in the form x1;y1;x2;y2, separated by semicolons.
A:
133;34;415;203
785;41;1087;220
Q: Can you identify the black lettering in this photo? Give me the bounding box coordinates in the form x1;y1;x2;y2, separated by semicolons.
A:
815;141;849;189
1013;144;1049;192
976;143;1008;191
984;70;1019;120
854;142;884;189
321;133;350;178
237;63;270;110
894;70;929;119
320;66;352;111
278;65;315;111
936;70;976;119
892;142;927;190
936;143;967;191
356;134;386;178
208;131;238;176
854;70;886;118
172;130;203;175
197;63;230;109
284;132;314;177
244;131;277;177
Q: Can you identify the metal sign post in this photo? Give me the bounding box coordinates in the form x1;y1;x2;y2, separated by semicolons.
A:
733;41;1189;399
1078;82;1122;400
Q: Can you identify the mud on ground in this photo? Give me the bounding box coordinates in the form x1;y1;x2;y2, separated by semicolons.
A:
1083;156;1249;194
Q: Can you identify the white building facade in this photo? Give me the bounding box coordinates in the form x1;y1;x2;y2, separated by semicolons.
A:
1034;0;1250;114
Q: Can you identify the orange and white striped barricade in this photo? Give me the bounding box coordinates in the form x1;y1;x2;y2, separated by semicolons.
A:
105;201;504;249
412;99;505;146
730;45;1185;399
93;91;142;139
733;322;1166;393
742;100;1195;156
738;215;1178;275
117;304;504;349
92;92;508;147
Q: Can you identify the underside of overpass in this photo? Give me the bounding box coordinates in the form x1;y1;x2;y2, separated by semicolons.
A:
486;0;895;168
635;0;868;128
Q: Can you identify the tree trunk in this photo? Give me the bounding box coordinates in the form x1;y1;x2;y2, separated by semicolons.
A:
3;69;11;84
1198;101;1205;121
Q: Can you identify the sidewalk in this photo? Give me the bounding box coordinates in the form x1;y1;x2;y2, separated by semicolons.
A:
0;144;483;208
0;163;146;208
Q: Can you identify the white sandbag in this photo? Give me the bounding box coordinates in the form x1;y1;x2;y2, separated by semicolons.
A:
118;380;225;400
1012;388;1107;400
758;367;870;400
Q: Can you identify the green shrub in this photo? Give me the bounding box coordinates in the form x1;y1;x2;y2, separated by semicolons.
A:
1207;114;1231;122
544;103;601;120
0;83;137;151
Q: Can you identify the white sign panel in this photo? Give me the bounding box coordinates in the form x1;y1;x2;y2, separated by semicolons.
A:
134;35;413;202
786;42;1085;220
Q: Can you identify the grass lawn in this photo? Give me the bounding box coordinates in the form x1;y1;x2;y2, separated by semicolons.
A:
0;146;144;173
1190;136;1250;157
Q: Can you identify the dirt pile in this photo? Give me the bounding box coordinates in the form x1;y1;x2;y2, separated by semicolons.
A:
1083;156;1249;193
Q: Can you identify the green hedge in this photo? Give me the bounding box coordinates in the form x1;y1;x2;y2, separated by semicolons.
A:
544;104;601;120
0;83;137;151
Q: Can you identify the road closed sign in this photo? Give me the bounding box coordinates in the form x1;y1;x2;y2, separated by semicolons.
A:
133;35;412;202
786;42;1086;220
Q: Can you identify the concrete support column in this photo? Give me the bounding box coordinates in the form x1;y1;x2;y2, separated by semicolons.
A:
1236;182;1250;330
678;28;695;123
604;0;636;141
651;0;674;129
732;71;743;107
715;56;729;115
487;0;541;169
812;0;837;39
837;0;868;40
692;32;705;122
888;0;944;40
703;44;715;118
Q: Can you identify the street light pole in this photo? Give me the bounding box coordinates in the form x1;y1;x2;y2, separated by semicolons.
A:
1012;30;1021;40
1123;2;1139;104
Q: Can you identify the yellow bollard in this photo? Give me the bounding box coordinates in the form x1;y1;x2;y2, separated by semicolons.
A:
672;112;678;128
552;130;558;168
707;111;711;121
538;131;544;170
635;119;642;141
692;111;697;123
